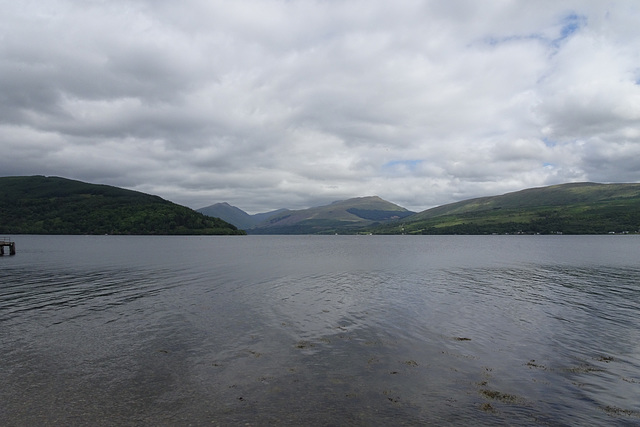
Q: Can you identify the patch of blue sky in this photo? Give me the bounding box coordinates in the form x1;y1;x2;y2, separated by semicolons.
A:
552;13;587;47
383;159;423;172
484;33;545;46
482;12;586;50
543;162;555;168
560;13;584;38
542;137;556;147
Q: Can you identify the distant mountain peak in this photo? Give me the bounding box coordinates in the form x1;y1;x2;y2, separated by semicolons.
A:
247;196;414;234
197;203;286;230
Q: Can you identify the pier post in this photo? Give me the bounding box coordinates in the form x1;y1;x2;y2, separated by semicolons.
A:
0;238;16;255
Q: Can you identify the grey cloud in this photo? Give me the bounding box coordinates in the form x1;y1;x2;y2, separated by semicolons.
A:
1;0;639;213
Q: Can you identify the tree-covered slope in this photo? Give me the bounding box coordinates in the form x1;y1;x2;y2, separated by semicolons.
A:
0;176;245;235
372;182;640;235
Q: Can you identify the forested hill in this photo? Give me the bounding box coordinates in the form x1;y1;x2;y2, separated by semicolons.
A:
0;176;245;235
371;182;640;235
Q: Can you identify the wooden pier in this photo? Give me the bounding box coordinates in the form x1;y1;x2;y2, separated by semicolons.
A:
0;237;16;255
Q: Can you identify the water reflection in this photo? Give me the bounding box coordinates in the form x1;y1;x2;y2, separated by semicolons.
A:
1;235;639;425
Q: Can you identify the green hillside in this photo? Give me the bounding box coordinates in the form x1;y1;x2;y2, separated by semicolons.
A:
0;176;245;235
249;196;413;234
371;182;640;235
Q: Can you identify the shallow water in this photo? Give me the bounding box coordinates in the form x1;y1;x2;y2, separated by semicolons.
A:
1;235;639;425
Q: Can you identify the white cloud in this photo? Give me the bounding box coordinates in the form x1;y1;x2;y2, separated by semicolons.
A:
1;0;639;213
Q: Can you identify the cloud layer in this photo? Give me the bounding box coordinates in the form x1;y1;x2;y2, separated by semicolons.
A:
2;0;639;212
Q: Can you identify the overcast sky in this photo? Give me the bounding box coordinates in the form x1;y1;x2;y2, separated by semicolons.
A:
2;1;640;213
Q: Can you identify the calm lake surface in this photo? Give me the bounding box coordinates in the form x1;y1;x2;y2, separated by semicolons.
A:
1;235;639;426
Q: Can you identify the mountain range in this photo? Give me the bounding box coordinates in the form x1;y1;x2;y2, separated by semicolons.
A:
198;196;414;234
200;182;640;235
2;176;639;235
